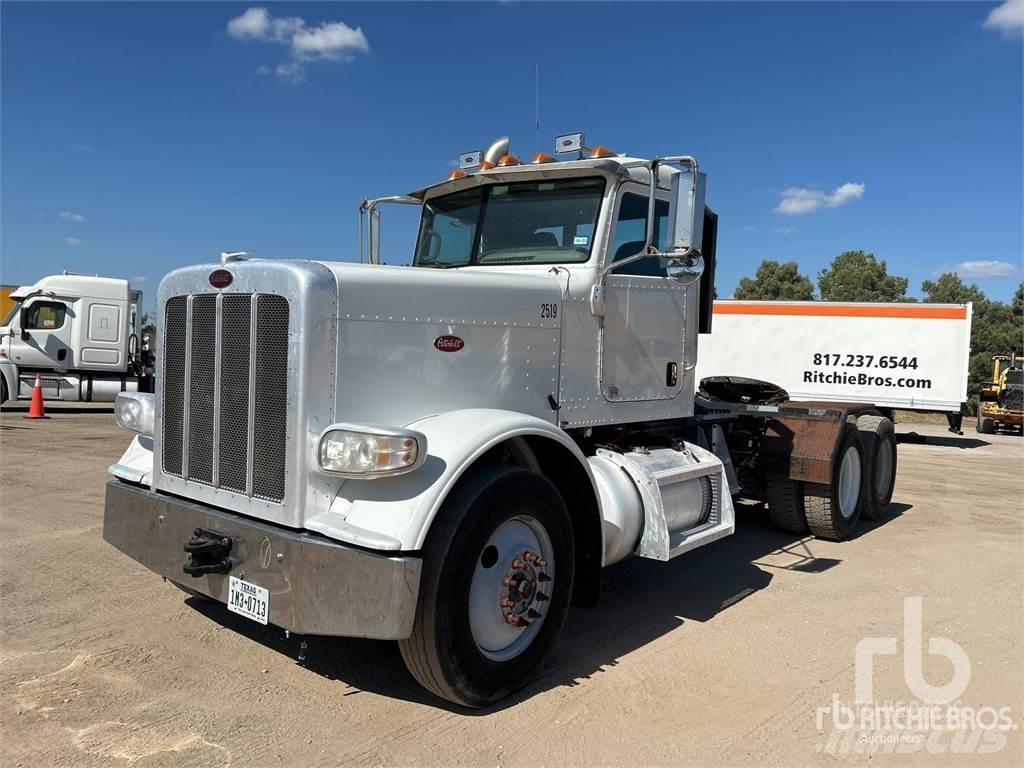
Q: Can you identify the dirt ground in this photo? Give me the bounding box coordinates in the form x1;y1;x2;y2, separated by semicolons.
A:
1;404;1022;767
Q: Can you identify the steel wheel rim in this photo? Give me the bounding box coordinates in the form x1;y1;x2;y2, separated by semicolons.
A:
875;439;893;498
468;514;554;662
838;445;862;519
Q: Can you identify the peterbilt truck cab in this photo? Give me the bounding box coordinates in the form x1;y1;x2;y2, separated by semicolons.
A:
103;135;897;707
0;272;152;404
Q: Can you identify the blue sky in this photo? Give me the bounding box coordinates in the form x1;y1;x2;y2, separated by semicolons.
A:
2;1;1022;312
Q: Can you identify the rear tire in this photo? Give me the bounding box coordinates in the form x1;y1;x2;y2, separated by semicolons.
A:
977;416;995;434
399;465;574;708
766;479;808;534
857;415;897;521
803;424;866;541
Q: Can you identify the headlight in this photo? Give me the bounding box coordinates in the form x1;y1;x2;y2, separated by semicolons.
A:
317;424;427;478
114;392;155;436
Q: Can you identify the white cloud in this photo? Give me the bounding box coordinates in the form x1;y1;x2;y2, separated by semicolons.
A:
60;211;86;223
64;237;82;246
130;275;147;284
774;226;796;235
227;7;369;82
775;182;865;215
984;0;1023;36
945;260;1019;278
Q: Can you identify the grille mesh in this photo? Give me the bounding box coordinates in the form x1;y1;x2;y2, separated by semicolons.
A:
253;296;289;501
218;294;252;493
161;292;289;502
161;297;187;477
187;296;217;484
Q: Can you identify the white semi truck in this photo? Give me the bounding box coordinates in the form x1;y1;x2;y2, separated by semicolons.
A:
103;135;899;707
0;273;153;404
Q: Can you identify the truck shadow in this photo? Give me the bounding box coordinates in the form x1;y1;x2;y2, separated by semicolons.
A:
183;500;907;714
897;432;990;449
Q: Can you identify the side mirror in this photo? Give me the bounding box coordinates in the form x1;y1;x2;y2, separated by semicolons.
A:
664;169;707;285
19;306;29;340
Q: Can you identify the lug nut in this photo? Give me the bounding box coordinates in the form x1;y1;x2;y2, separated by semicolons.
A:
536;592;549;602
527;608;542;619
537;573;551;583
500;598;515;608
512;559;525;569
524;551;538;563
502;576;519;588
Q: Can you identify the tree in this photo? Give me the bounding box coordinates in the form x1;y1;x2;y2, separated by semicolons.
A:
818;250;909;302
734;260;815;301
920;275;1024;407
921;273;987;306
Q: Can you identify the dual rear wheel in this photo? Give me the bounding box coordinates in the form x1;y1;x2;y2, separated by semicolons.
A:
766;415;896;541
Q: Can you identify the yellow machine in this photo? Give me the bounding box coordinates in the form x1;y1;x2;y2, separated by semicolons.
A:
977;352;1023;434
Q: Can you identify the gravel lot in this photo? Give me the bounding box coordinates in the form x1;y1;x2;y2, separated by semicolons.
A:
1;405;1021;767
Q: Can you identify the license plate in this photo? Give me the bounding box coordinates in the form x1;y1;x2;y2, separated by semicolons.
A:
227;576;269;625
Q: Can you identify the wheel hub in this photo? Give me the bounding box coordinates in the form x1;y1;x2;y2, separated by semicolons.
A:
467;515;555;661
499;551;550;628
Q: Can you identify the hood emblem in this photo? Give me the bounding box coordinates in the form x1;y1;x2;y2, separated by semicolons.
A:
209;269;233;289
433;335;465;353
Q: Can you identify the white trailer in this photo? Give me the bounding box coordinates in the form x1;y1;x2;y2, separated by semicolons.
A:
103;135;901;707
697;300;972;433
0;273;154;404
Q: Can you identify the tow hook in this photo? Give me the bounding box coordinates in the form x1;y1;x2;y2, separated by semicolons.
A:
183;527;236;577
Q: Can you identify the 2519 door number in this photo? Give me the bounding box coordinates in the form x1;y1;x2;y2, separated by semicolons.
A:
540;303;558;319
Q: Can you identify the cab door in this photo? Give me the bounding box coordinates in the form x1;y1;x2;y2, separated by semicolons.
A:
599;186;687;403
9;298;74;370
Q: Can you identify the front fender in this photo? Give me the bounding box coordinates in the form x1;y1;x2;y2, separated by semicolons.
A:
304;408;603;552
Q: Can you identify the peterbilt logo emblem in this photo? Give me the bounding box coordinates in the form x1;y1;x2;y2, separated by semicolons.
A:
433;335;465;352
209;269;233;289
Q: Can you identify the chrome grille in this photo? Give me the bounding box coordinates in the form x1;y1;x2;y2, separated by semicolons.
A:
161;293;290;502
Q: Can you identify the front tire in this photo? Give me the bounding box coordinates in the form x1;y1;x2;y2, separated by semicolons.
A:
399;465;574;708
977;416;995;434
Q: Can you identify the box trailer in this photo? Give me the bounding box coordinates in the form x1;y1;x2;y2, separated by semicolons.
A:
697;300;972;433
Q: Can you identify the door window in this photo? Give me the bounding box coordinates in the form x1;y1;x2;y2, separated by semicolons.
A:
24;301;67;330
610;193;670;277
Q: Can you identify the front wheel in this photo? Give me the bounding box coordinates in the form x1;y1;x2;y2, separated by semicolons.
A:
399;465;574;708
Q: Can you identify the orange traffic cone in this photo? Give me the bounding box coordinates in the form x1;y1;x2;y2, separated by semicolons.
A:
24;373;48;419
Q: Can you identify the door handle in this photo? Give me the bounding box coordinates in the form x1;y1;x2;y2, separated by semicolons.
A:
666;362;679;387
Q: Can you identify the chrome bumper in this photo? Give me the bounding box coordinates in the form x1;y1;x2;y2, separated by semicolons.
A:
102;480;421;640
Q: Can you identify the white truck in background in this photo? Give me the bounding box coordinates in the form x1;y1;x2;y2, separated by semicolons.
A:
0;272;154;404
697;300;972;433
103;134;902;707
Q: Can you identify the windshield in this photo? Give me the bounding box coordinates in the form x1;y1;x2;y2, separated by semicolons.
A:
413;177;605;267
1;300;20;326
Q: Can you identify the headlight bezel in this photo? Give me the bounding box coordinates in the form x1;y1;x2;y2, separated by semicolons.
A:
316;423;427;479
114;392;155;437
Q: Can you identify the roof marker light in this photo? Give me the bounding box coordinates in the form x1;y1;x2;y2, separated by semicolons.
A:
448;169;467;180
496;155;520;167
478;160;496;171
589;146;615;159
531;151;557;164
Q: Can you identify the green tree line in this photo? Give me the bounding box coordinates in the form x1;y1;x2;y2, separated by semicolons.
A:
733;250;1024;403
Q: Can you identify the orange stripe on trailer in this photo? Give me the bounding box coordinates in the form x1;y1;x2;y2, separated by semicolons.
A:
712;302;968;320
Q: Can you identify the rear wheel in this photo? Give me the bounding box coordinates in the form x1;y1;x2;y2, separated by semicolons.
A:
803;424;866;541
399;465;574;708
766;479;808;534
857;415;897;520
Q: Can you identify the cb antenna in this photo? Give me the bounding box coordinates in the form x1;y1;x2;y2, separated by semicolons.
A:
534;63;540;152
